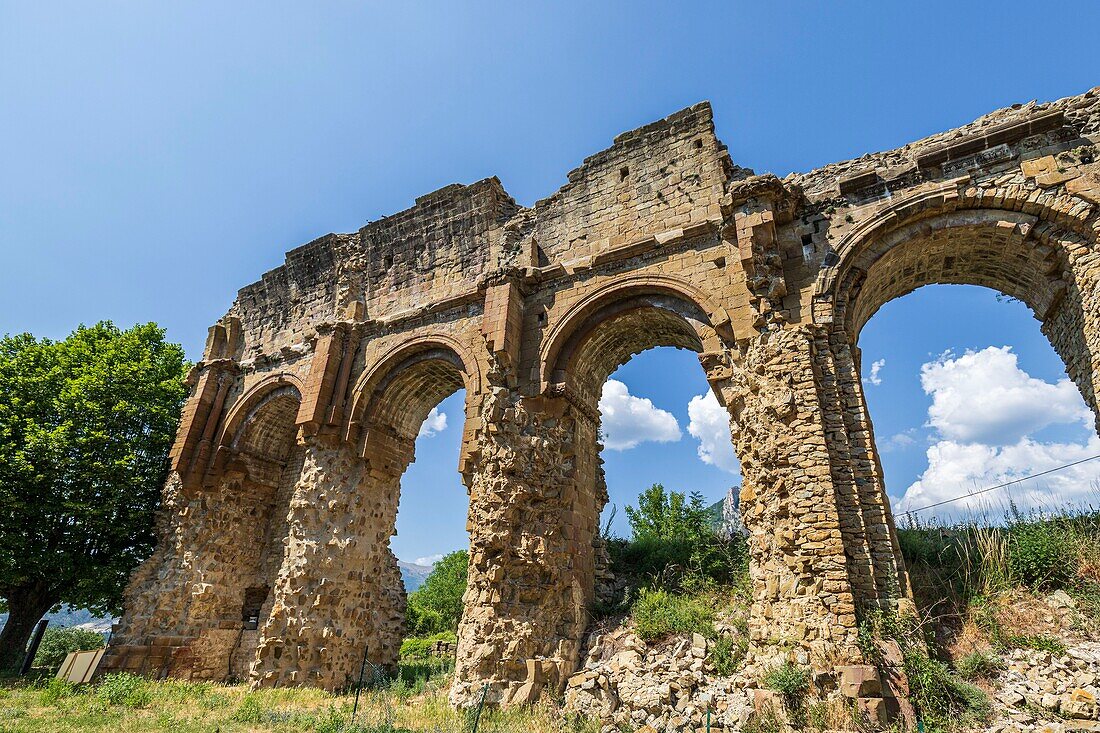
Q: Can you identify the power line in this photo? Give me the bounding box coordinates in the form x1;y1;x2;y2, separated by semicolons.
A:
901;454;1100;515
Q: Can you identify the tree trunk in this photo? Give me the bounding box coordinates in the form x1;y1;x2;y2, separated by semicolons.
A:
0;582;57;674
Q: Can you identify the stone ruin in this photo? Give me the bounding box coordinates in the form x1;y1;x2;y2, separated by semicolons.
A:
101;86;1100;714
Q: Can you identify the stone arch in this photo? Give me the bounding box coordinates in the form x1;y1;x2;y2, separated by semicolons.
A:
348;334;481;474
814;188;1100;423
212;374;305;488
540;275;733;406
802;189;1100;631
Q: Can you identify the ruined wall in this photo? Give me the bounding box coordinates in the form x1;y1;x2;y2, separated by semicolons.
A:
107;87;1100;712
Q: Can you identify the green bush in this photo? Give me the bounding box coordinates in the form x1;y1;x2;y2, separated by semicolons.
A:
39;678;77;706
1008;521;1074;590
707;633;747;676
761;661;809;698
32;626;106;671
608;485;747;590
632;588;714;641
904;650;989;731
96;672;151;708
231;694;265;724
399;631;457;660
956;650;1004;680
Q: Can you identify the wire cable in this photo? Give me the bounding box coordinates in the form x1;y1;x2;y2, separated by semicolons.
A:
901;454;1100;515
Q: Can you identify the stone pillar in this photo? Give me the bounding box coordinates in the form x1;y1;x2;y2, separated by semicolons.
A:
250;439;396;689
722;326;865;669
814;330;910;610
1044;238;1100;434
450;386;605;706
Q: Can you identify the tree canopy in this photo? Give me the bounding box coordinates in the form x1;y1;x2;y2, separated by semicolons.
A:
0;322;187;671
405;550;468;636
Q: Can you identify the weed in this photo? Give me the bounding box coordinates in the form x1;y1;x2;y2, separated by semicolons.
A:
631;587;714;641
707;633;747;676
39;678;77;706
96;672;151;708
956;649;1004;680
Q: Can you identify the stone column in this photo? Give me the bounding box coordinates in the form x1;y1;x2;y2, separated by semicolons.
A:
1045;236;1100;433
722;326;866;669
814;330;910;611
450;386;605;706
250;439;396;690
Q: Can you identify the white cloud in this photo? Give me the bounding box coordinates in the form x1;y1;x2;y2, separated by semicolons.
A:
598;379;681;451
687;390;741;474
920;347;1091;445
413;553;445;567
417;407;448;438
897;435;1100;516
894;346;1100;517
881;430;917;452
866;359;886;386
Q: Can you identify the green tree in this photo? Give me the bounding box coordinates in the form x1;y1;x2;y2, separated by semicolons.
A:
405;550;468;635
0;322;187;672
625;484;711;542
33;626;107;671
615;484;744;588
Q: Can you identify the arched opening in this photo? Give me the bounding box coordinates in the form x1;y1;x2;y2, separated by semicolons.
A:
835;208;1100;654
206;381;305;681
542;284;742;633
349;342;477;671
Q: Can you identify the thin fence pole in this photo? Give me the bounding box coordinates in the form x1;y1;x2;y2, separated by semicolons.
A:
351;644;370;723
469;682;489;733
706;708;711;733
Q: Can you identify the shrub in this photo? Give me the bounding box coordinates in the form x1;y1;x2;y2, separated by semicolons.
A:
632;588;714;641
609;485;747;590
399;631;457;660
761;661;809;698
96;672;150;708
231;694;265;724
904;650;989;731
1008;521;1074;590
33;626;106;671
707;633;747;676
39;678;77;706
956;650;1004;680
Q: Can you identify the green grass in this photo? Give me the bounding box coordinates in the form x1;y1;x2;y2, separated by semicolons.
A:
631;587;715;641
0;667;598;733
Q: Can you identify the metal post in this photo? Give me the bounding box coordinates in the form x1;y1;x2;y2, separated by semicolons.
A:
351;643;370;723
19;620;49;676
706;708;711;733
469;682;489;733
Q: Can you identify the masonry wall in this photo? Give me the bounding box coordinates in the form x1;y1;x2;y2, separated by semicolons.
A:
106;87;1100;716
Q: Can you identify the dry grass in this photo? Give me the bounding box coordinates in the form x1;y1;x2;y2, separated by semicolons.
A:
0;672;599;733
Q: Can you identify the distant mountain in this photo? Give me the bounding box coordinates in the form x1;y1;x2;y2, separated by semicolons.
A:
709;486;745;538
399;560;434;592
0;605;114;633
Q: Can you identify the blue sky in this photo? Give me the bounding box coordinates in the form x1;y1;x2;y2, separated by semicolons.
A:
2;2;1099;563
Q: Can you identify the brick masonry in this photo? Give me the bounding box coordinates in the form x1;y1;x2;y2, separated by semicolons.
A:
102;88;1100;708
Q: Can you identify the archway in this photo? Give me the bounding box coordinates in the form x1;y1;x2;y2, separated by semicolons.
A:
250;338;480;690
819;202;1100;616
188;379;304;681
350;342;477;672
